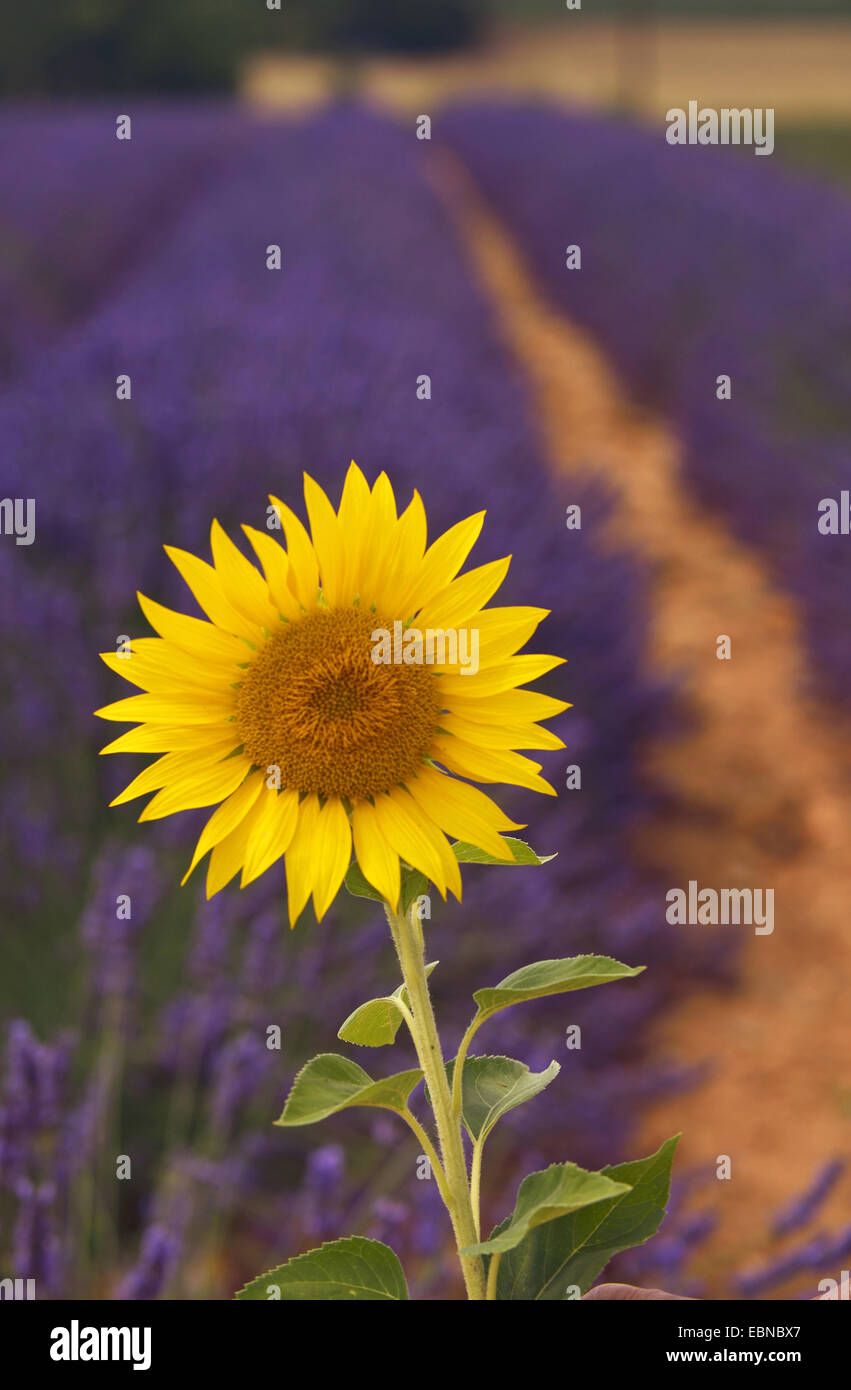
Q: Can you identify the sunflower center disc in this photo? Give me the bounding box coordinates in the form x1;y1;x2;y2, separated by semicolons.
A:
235;607;443;799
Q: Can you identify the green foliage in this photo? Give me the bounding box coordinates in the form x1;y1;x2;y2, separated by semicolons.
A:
275;1053;422;1125
0;2;260;96
449;1055;560;1144
244;893;670;1298
343;860;385;904
489;1135;681;1299
451;837;556;866
0;0;483;95
338;963;438;1046
472;955;645;1021
236;1236;409;1301
289;0;483;55
464;1163;632;1256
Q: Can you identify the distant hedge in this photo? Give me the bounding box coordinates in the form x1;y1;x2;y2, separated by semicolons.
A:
0;0;483;96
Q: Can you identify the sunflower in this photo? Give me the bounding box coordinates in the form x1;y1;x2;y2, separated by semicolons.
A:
96;463;568;926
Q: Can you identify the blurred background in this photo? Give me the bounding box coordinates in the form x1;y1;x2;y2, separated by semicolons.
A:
1;0;850;1300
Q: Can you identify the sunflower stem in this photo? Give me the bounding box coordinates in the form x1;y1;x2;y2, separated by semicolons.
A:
451;1014;482;1117
385;902;486;1302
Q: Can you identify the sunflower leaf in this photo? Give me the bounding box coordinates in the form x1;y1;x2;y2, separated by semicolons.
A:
343;861;384;904
472;955;645;1021
451;836;556;866
448;1055;561;1144
337;962;438;1047
344;861;430;915
462;1163;631;1256
337;996;406;1048
491;1135;681;1299
400;868;430;914
275;1053;422;1125
235;1236;409;1300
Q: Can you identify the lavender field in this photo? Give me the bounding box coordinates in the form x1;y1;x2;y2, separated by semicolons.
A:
1;97;848;1301
442;104;851;705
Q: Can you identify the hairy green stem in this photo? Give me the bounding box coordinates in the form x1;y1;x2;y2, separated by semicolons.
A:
399;1111;452;1210
385;902;486;1301
470;1139;484;1242
451;1014;483;1117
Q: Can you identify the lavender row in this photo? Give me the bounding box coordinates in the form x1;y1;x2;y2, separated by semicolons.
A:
440;104;851;705
0;104;248;380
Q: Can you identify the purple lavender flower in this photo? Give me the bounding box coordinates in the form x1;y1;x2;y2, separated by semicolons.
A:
771;1159;846;1239
115;1224;181;1301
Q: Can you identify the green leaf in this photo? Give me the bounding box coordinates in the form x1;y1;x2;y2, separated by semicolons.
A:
400;868;429;914
451;837;556;867
275;1053;422;1126
344;860;431;915
235;1236;408;1301
343;860;384;904
337;963;438;1047
450;1055;561;1145
472;955;645;1021
493;1135;681;1300
462;1163;631;1256
337;996;405;1048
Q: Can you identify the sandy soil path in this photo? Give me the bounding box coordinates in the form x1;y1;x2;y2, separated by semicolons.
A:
432;153;851;1295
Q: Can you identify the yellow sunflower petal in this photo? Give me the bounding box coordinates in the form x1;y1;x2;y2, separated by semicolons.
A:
241;526;303;620
100;725;239;756
337;461;372;598
241;786;300;888
455;607;551;669
138;756;252;820
396;790;462;901
99;644;236;694
439;712;565;752
374;488;428;614
446;687;570;723
415;555;511;631
351;799;401;909
182;770;265;884
406;764;522;860
206;811;256;898
303;473;347;607
95;692;235;724
210;519;281;630
356;471;400;608
395;510;485;618
285;794;321;927
269;494;319;608
431;736;557;796
136;592;250;663
311;797;352;922
164;545;265;644
371;788;448;898
110;751;203;807
438;654;565;698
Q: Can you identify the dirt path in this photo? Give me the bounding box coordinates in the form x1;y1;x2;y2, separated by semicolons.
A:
432;153;851;1295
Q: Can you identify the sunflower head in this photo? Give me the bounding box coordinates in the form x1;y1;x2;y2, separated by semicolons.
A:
96;463;568;926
